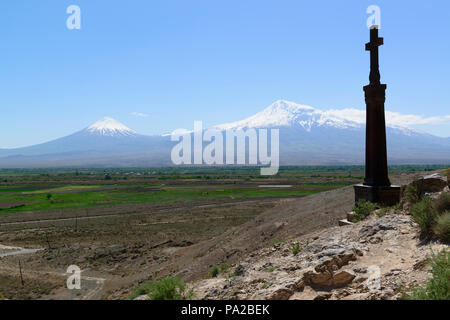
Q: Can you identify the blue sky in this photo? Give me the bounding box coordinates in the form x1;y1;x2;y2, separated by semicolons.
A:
0;0;449;148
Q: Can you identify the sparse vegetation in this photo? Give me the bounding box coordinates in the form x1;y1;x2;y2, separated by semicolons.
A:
405;184;421;204
434;193;450;214
271;238;288;247
1;166;443;299
209;265;220;278
264;266;277;273
433;212;450;243
209;263;230;278
376;204;399;217
404;249;450;300
291;242;301;255
352;200;378;222
129;277;193;300
410;196;437;236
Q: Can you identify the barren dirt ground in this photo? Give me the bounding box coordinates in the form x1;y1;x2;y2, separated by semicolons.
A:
0;172;423;299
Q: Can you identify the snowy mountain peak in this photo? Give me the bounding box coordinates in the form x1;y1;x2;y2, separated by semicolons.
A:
86;117;136;136
267;100;315;112
215;100;360;131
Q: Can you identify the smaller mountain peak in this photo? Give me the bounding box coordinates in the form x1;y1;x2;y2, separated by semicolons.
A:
86;117;136;136
268;100;315;112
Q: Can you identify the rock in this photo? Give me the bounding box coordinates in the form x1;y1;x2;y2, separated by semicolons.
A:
303;270;333;287
359;215;404;239
234;264;247;276
339;219;354;226
266;278;304;300
267;287;294;300
413;259;427;271
411;173;447;194
352;266;368;273
347;211;357;222
313;291;332;300
341;292;370;300
369;236;383;244
391;293;403;300
332;270;356;287
303;269;355;288
354;275;368;283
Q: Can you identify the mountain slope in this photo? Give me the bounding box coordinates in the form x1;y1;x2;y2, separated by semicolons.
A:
215;100;361;131
0;102;449;168
215;100;450;165
0;118;172;167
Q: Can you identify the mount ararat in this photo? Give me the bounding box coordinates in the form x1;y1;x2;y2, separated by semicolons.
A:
0;100;449;168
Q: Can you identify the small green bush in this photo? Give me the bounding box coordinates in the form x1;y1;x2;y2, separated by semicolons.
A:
209;265;220;278
291;243;301;256
410;196;438;236
46;193;52;200
433;211;450;243
129;277;193;300
209;263;230;278
434;193;450;214
404;249;450;300
352;200;377;222
405;184;421;204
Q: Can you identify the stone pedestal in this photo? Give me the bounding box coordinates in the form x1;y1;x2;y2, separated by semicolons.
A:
354;184;401;206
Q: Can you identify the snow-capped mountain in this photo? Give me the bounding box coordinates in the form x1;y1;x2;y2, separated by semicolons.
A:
212;100;450;165
0;102;449;168
86;117;137;137
0;117;172;167
215;100;361;131
215;100;420;136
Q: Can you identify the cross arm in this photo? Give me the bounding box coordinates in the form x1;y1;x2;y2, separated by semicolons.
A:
365;37;384;51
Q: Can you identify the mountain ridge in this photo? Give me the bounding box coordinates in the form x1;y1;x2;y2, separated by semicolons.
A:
0;101;449;167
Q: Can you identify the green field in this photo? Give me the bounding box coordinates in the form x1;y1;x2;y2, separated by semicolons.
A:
0;183;347;214
0;165;447;215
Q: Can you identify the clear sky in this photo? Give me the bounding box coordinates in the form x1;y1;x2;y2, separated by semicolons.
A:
1;0;449;148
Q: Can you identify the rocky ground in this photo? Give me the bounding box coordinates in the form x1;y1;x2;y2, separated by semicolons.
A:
188;174;449;300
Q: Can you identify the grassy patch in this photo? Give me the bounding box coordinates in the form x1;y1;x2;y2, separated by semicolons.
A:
404;249;449;300
434;193;450;214
129;277;193;300
376;204;400;217
410;196;438;236
22;185;101;194
433;212;450;243
0;183;346;215
209;263;230;278
352;200;378;222
291;243;301;256
405;184;421;204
